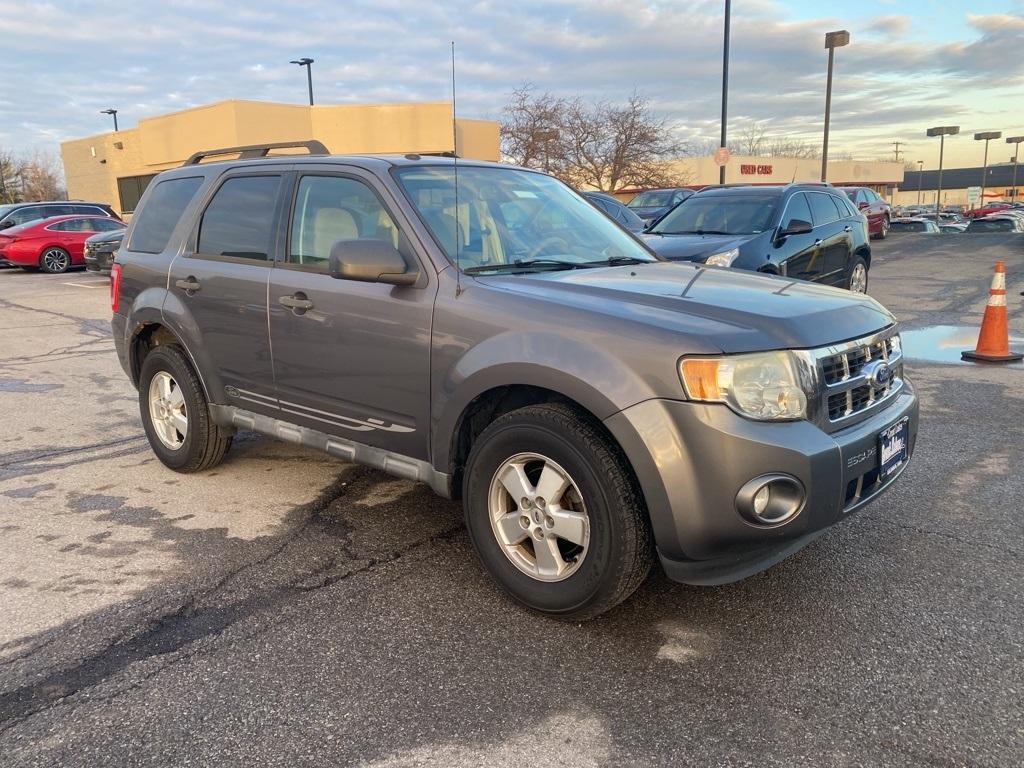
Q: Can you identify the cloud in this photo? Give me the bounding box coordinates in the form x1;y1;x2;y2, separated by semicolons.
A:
0;0;1019;166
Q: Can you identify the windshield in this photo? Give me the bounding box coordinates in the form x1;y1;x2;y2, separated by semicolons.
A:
650;194;779;236
393;165;656;273
627;190;675;209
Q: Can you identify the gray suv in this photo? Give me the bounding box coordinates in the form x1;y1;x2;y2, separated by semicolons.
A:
111;143;919;620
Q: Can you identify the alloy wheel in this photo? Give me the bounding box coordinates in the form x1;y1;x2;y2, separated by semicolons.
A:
850;263;868;293
487;452;590;582
148;371;188;450
41;248;69;272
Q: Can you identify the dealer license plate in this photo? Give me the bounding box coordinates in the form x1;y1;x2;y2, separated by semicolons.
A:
878;418;910;481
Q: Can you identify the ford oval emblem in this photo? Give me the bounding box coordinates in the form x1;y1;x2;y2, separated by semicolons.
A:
863;361;893;389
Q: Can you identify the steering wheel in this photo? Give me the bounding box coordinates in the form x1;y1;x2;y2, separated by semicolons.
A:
524;236;571;261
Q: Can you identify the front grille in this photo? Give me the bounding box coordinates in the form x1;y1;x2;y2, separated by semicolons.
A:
812;327;903;432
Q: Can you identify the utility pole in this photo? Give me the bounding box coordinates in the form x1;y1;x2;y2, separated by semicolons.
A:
891;141;903;163
916;160;923;205
719;0;731;185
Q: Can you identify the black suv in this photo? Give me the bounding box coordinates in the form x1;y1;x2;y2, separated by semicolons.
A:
0;201;119;230
641;183;872;293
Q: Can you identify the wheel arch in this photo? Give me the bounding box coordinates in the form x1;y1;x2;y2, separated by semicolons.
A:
128;320;214;402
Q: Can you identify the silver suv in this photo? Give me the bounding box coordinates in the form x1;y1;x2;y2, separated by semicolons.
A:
111;142;918;620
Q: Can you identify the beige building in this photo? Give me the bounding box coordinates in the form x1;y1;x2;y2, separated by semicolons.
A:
615;155;905;200
60;99;500;215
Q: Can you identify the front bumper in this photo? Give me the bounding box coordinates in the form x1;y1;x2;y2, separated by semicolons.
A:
604;380;918;584
84;249;115;273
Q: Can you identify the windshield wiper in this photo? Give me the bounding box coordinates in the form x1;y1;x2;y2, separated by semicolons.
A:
463;259;588;274
583;256;652;267
656;229;733;236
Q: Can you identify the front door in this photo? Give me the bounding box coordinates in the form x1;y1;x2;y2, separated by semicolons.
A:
774;192;819;281
268;169;434;460
167;170;286;415
806;191;848;285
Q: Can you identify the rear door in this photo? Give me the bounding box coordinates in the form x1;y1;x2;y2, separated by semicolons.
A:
167;169;287;415
267;167;434;459
806;191;849;285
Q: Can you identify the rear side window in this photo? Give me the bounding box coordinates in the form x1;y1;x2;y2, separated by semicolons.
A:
828;195;850;219
808;192;840;225
198;176;280;261
129;176;204;254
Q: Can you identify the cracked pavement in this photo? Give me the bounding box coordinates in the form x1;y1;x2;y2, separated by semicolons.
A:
0;236;1022;767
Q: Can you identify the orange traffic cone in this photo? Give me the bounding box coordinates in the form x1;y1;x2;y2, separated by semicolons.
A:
962;261;1023;363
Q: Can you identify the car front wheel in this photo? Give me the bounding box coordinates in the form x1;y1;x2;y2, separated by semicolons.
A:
463;403;653;621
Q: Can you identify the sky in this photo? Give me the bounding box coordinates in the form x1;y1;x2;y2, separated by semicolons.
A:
0;0;1022;171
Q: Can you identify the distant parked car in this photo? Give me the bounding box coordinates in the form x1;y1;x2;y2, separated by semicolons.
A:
965;216;1024;233
581;191;646;233
965;202;1012;219
641;182;872;291
838;187;891;240
625;187;694;224
0;201;119;230
0;215;126;272
939;223;968;233
83;229;125;274
890;218;940;234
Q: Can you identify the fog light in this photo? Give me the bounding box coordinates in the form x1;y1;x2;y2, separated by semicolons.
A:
736;474;805;527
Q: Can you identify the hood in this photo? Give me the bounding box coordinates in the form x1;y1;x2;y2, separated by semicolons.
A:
640;232;752;261
85;229;125;245
476;262;894;353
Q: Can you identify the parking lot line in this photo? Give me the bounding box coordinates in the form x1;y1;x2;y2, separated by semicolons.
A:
62;280;109;288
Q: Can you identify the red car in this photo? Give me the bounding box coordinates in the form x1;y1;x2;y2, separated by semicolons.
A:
965;202;1012;218
0;215;126;273
838;187;891;240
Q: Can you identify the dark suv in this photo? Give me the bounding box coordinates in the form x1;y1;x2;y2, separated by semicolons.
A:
642;183;872;293
111;143;917;620
0;201;119;230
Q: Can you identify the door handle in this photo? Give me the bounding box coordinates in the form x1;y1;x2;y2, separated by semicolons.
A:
843;226;853;232
279;294;314;312
813;239;823;246
175;277;201;293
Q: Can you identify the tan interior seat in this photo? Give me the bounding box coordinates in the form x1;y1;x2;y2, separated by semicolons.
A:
312;207;360;261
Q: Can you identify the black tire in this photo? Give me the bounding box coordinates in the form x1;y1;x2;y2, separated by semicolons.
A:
138;345;232;472
463;403;653;621
39;247;71;274
846;255;869;293
873;216;889;240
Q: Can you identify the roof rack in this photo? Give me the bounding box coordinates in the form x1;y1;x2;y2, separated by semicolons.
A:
182;140;329;166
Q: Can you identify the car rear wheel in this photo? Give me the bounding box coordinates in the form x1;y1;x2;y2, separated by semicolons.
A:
463;403;653;621
874;216;889;240
847;256;869;293
39;247;71;274
139;345;232;472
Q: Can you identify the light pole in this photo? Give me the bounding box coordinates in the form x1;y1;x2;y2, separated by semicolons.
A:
926;126;959;222
916;160;924;205
100;108;119;131
719;0;731;185
1006;136;1023;203
973;131;1001;210
290;58;315;105
821;30;850;182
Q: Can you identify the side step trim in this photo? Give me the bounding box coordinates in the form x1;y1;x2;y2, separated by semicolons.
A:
209;404;452;498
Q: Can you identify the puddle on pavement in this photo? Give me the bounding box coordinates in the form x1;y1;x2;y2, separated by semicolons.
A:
901;325;1024;368
0;378;62;393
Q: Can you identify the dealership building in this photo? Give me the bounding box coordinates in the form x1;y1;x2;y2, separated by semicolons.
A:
894;164;1021;207
614;155;904;201
60;99;500;215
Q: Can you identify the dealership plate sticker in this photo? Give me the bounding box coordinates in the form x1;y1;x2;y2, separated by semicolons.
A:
878;418;910;481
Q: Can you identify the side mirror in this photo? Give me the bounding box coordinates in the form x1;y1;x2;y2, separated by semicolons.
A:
858;201;869;210
779;219;813;237
328;238;418;286
0;220;11;230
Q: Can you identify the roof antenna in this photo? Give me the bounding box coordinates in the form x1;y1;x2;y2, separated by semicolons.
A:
451;41;463;297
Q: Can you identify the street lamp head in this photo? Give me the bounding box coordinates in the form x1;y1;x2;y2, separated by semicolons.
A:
974;131;1002;141
1007;136;1024;145
926;126;959;137
824;30;850;49
100;108;117;115
290;57;314;66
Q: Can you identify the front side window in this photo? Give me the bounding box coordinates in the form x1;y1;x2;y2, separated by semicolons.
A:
652;194;779;236
9;206;44;226
197;176;280;261
807;192;840;226
394;165;655;273
627;190;674;209
288;175;398;271
782;193;813;227
129;176;204;254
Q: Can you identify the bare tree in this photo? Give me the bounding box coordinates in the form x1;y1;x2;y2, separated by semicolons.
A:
500;84;567;172
18;150;65;201
0;150;18;204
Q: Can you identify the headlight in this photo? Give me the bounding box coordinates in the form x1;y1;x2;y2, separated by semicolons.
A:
704;247;739;267
679;350;812;420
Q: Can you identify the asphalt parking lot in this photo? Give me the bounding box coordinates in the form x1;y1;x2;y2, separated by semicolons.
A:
1;236;1022;767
